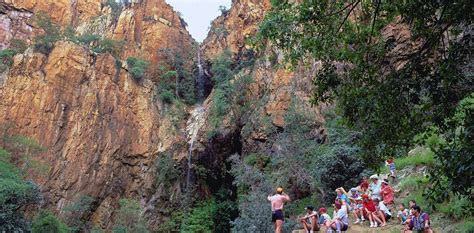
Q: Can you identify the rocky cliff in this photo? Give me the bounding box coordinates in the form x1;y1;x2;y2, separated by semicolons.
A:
0;0;195;230
199;0;327;156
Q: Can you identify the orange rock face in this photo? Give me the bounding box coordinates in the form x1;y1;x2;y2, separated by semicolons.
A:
201;0;271;59
0;42;174;228
0;0;196;229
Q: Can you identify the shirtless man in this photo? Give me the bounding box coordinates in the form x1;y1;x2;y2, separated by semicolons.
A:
268;187;290;233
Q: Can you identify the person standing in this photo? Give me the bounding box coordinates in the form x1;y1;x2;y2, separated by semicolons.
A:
268;187;290;233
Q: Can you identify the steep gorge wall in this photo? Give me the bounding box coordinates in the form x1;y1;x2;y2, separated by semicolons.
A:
0;0;196;229
199;0;327;157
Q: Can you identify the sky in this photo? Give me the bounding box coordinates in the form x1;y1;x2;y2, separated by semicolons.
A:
166;0;232;42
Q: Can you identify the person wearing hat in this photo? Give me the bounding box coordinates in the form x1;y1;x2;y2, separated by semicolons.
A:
318;207;331;227
268;187;290;233
369;174;382;200
381;179;394;206
300;206;319;233
348;188;365;224
325;202;349;232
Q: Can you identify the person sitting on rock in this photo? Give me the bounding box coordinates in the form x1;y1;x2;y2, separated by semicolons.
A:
405;200;417;225
362;194;382;228
335;187;351;207
373;198;391;227
348;188;364;224
404;205;433;233
325;202;349;233
359;176;370;193
300;206;319;233
380;179;394;207
369;175;382;200
318;207;331;228
397;203;410;224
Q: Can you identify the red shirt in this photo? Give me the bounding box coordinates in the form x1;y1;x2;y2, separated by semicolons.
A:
381;185;394;204
360;180;369;192
363;200;376;212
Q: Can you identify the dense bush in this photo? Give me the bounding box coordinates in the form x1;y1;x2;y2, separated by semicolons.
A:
126;57;149;79
155;153;180;189
112;199;148;233
0;49;17;73
0;148;41;232
33;12;61;54
31;210;69;233
63;195;95;232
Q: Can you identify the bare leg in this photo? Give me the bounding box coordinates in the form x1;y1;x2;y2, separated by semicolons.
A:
378;211;387;225
275;219;283;233
372;213;383;225
311;216;319;231
301;219;309;232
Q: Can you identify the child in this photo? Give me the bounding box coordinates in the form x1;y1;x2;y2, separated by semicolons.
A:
397;203;410;224
386;157;396;179
318;207;331;228
352;196;365;224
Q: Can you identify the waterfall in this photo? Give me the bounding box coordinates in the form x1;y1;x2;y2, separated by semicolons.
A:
196;50;205;104
185;49;206;190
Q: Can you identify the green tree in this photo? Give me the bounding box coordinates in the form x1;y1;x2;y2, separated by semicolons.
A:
258;0;473;201
112;199;148;233
126;57;149;79
181;199;216;233
0;147;40;232
32;210;69;233
33;12;62;54
63;195;95;232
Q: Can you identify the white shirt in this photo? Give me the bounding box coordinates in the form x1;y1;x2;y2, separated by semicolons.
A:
378;202;392;216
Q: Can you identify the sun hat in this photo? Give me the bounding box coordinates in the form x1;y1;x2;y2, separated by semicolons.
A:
319;207;327;213
370;174;379;179
351;187;357;192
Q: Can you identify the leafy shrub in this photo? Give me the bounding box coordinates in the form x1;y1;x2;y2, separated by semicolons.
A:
63;195;95;232
0;147;40;232
457;220;474;233
0;49;17;73
75;33;101;46
181;199;217;233
9;39;28;54
94;38;125;57
155;153;180;189
112;199;148;233
159;90;175;104
33;12;61;54
31;210;69;233
126;57;149;79
438;194;473;220
155;210;184;232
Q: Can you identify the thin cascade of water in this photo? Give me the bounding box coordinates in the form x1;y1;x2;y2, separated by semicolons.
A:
185;50;207;191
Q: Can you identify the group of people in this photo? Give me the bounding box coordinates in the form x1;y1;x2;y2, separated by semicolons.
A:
267;169;434;233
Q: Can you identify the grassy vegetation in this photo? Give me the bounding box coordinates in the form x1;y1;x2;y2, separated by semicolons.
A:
381;147;434;173
398;175;429;192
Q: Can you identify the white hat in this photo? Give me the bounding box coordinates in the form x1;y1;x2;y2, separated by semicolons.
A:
370;174;379;179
